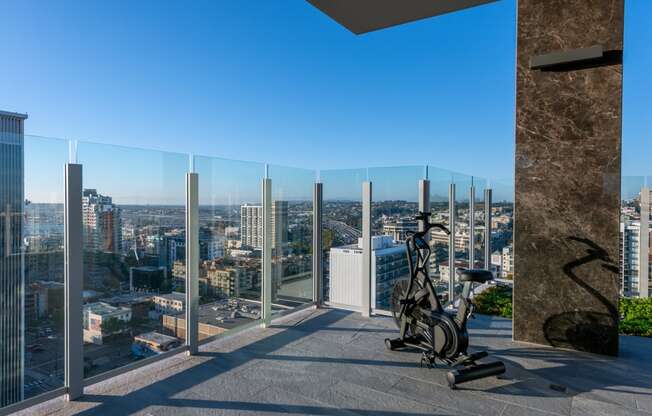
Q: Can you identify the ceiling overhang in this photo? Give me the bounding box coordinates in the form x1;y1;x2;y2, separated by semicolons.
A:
307;0;497;34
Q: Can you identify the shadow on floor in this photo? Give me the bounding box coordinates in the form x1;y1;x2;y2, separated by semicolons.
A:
63;309;652;415
79;395;449;416
462;321;652;403
71;309;438;416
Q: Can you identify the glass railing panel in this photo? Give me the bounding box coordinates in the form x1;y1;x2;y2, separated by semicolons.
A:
427;166;454;300
1;135;68;408
472;176;488;269
76;141;188;378
622;176;645;202
488;178;514;280
320;168;365;307
450;171;473;295
267;164;315;312
194;155;265;335
468;177;514;319
367;166;423;311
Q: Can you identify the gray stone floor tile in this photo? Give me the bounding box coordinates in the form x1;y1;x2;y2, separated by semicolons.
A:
500;403;561;416
13;308;652;416
570;396;652;416
388;375;507;416
317;379;455;416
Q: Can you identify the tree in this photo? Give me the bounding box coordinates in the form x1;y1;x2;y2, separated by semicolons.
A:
620;298;652;337
474;286;513;318
323;229;334;251
101;317;128;335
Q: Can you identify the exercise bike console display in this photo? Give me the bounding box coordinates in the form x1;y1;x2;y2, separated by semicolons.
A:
384;211;506;389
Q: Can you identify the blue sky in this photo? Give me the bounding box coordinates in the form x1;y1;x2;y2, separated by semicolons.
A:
3;0;651;203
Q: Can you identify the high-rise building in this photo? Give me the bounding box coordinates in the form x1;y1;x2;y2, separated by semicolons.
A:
82;189;122;253
0;110;27;407
619;187;651;298
271;201;288;252
240;205;263;249
164;234;185;266
240;202;288;250
621;221;651;298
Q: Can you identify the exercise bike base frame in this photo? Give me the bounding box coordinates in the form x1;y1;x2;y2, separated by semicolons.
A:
447;361;506;389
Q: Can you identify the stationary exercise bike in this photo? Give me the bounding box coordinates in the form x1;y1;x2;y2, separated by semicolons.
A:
384;212;506;389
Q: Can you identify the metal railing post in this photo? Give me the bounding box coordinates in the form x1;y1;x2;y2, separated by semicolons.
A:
419;179;430;276
448;183;456;303
262;178;273;326
185;172;199;355
418;179;430;230
362;181;372;317
469;183;476;269
313;182;323;305
484;188;492;271
64;163;83;401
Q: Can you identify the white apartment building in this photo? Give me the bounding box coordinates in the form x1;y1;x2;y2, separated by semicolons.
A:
329;235;409;310
153;292;186;314
240;202;288;250
619;186;651;298
83;302;132;345
430;227;469;252
438;260;470;285
501;245;513;279
240;205;263;248
491;251;503;276
382;217;417;242
621;220;651;298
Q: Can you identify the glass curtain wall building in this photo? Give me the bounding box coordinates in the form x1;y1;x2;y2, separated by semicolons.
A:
0;111;27;407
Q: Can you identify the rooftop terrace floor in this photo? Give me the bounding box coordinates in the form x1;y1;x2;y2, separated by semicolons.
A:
20;307;652;416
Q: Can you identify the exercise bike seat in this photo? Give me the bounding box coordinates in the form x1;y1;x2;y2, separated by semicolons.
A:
459;269;493;283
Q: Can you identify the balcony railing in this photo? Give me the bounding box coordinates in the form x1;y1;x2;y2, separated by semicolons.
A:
2;134;513;414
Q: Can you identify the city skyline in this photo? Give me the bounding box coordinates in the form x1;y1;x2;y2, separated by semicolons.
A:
23;136;517;205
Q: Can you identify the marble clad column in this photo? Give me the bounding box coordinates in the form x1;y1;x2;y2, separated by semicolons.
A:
513;0;624;356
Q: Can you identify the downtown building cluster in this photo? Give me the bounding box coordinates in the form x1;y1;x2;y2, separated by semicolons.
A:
0;110;314;407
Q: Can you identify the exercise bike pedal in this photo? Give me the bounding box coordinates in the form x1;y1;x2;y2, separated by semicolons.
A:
452;351;487;366
385;338;405;351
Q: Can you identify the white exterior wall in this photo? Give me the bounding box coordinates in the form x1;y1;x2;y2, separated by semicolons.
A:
329;236;404;309
329;247;363;308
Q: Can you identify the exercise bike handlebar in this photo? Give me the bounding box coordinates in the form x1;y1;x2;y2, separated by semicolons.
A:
407;212;450;240
426;222;451;235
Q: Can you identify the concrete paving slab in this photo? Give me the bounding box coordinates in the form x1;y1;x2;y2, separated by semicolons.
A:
13;308;652;416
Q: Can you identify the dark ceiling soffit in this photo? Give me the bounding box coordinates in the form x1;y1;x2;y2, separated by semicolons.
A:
307;0;498;35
